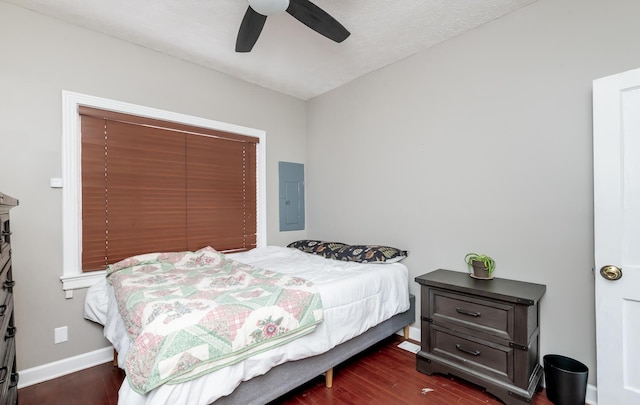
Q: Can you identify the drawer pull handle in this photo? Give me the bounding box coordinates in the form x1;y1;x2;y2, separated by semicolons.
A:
4;326;16;340
3;280;15;291
9;372;18;388
456;344;481;356
456;308;481;317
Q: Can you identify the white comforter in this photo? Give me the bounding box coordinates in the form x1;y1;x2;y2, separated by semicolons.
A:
84;246;410;405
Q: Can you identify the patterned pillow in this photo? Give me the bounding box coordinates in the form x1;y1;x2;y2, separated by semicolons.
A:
287;240;348;259
334;245;408;263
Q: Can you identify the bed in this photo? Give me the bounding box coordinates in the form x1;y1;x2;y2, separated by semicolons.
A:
84;243;415;405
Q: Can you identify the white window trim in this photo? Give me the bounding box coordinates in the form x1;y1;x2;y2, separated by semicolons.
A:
60;91;267;291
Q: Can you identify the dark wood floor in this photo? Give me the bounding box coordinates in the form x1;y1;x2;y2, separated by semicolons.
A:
19;337;555;405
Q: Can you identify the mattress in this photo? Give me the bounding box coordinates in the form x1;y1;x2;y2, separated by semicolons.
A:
84;245;410;405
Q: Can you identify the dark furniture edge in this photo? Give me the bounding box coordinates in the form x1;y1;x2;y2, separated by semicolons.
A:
415;269;546;305
0;194;19;207
416;350;544;401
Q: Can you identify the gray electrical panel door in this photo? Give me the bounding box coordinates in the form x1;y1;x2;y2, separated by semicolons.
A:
279;162;305;231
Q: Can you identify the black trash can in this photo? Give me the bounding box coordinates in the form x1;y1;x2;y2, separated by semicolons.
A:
543;354;589;405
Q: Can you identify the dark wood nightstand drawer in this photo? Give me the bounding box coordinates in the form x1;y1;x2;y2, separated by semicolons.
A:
0;258;12;313
0;294;14;362
0;337;16;404
431;326;514;383
0;251;8;276
0;213;9;254
430;289;515;341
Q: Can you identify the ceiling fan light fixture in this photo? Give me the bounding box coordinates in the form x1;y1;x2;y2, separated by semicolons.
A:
236;0;350;52
248;0;290;16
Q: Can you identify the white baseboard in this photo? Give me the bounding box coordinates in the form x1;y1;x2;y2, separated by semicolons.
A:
395;325;421;342
17;346;113;389
407;325;420;342
586;384;597;404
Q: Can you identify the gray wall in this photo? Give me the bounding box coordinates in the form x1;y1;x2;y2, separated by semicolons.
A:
3;0;640;389
0;2;307;369
305;0;640;385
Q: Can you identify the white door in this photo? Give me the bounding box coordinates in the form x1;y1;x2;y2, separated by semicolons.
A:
593;67;640;404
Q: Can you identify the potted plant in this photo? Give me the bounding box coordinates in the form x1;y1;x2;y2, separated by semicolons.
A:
464;253;495;279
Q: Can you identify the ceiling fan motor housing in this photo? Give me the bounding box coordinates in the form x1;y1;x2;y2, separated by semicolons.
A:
248;0;290;16
237;0;350;52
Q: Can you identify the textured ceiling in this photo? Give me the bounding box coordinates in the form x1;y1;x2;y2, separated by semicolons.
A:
6;0;538;100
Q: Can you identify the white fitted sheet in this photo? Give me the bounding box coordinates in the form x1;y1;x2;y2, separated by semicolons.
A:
84;246;410;405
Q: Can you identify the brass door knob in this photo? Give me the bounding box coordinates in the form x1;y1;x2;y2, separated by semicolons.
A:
600;265;622;281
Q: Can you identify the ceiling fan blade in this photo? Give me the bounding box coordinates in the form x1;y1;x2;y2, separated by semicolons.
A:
236;6;268;52
286;0;350;43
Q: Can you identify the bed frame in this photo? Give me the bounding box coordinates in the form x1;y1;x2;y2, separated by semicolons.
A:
214;294;415;405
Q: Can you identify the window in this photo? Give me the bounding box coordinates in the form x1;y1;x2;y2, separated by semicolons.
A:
79;107;258;271
60;92;266;291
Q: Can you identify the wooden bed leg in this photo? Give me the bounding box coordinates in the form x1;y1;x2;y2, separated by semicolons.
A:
403;325;410;340
113;348;118;367
325;368;334;389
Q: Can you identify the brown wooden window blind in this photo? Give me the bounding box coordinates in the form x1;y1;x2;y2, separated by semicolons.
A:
79;106;258;272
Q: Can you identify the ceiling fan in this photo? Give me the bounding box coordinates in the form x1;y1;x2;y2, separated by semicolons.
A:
236;0;350;52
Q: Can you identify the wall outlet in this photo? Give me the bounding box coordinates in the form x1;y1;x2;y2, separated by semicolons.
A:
54;326;68;344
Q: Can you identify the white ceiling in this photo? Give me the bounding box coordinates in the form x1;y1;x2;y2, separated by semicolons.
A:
6;0;538;100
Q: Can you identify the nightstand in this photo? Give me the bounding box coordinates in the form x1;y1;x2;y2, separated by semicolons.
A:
415;269;546;405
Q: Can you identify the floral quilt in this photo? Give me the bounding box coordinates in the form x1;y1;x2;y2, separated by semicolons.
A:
106;246;324;394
